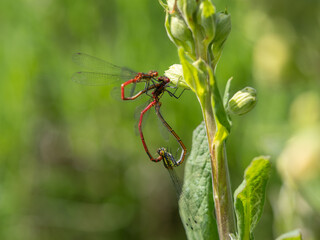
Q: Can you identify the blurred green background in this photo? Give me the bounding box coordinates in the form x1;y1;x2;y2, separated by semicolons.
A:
1;0;319;239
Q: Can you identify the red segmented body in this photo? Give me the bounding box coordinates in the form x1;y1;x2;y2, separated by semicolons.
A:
137;76;186;165
137;78;169;162
121;71;158;100
155;103;186;166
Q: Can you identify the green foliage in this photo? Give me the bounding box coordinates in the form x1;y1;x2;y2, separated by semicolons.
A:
276;230;303;240
234;156;271;240
163;0;233;143
163;1;259;239
178;48;207;93
223;77;233;108
180;121;218;240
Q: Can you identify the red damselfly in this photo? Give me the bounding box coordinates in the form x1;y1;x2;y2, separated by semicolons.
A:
137;76;186;164
72;53;186;164
154;102;186;165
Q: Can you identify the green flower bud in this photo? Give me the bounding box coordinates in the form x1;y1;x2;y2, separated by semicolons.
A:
177;0;198;30
197;0;216;44
227;87;257;115
161;0;194;53
165;64;190;89
170;15;193;42
211;10;231;67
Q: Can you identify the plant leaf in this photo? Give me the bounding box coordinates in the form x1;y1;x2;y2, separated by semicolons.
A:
234;156;271;240
179;121;218;240
223;77;233;108
275;229;303;240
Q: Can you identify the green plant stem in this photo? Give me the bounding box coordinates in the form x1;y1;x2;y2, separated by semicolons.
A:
200;85;236;240
212;141;235;240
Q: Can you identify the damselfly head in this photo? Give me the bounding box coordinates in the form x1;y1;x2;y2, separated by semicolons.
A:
157;147;167;157
158;148;177;169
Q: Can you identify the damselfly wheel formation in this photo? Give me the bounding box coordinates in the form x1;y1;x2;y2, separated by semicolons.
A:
72;53;186;165
72;53;197;232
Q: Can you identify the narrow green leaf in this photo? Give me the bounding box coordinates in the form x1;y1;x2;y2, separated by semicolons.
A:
179;121;218;240
223;77;233;108
158;0;168;10
223;77;233;126
234;156;271;240
206;65;230;139
178;47;206;94
275;229;303;240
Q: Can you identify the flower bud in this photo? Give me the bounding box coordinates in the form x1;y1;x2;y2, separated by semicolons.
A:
177;0;198;30
197;0;216;44
165;64;190;89
170;15;193;42
211;10;231;67
227;87;257;115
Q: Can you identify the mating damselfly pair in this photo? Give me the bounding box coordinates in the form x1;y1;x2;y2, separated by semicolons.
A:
72;53;199;231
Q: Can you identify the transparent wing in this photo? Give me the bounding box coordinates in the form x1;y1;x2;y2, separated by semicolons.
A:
130;82;137;97
72;71;125;86
110;86;122;101
156;107;170;141
166;166;183;196
72;53;136;79
164;163;198;231
134;101;151;136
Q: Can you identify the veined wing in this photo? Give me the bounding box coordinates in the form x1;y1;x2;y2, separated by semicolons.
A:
72;53;136;79
155;106;170;142
162;152;198;231
72;71;127;86
134;100;151;136
166;165;199;231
